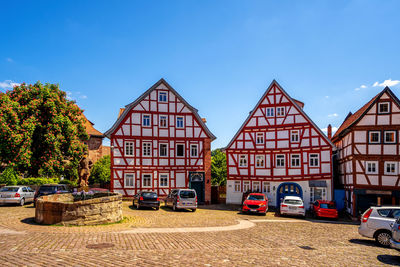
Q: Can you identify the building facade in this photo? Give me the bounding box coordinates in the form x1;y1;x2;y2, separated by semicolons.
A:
225;80;335;209
332;87;400;216
82;113;110;163
104;79;215;203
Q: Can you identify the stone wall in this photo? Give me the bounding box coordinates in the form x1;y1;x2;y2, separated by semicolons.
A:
35;193;122;226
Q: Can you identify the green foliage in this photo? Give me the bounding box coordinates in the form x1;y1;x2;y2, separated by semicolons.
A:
17;177;60;185
211;149;227;186
59;179;78;187
0;167;19;185
0;82;89;177
89;155;111;185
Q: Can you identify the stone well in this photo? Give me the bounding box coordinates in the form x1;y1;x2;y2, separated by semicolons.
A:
35;193;122;226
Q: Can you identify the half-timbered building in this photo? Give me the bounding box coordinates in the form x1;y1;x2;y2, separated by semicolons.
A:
225;80;335;209
104;79;216;203
332;87;400;216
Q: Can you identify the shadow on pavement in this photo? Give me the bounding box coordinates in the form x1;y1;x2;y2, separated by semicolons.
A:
377;255;400;266
20;217;43;226
349;238;381;248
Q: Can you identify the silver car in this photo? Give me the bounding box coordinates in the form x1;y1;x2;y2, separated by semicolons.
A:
165;189;197;212
358;206;400;247
0;186;35;206
279;196;306;218
390;217;400;250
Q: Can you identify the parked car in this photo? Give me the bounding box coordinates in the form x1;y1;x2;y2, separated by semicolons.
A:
0;186;35;206
358;206;400;247
34;184;70;205
242;193;268;215
280;196;306;218
390;217;400;251
133;191;160;210
312;200;338;219
165;189;197;212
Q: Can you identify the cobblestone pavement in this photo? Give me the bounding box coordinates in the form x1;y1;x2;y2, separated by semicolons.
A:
0;202;399;266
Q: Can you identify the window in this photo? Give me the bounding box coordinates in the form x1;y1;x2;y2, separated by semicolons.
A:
125;174;135;188
159;91;167;102
239;155;248;167
252;181;260;192
159;174;169;187
310;154;319;167
310;187;326;202
243;181;250;192
142;142;152;157
276;154;285;167
384;131;396;143
125;141;134;156
142;174;152;187
291;154;300;168
159;143;168;157
142;114;151;127
234;181;241;192
378;102;390;114
266;107;274;117
291;130;300;143
256;133;264;144
276;107;285;117
176;144;185;157
176;116;184;128
262;182;270;193
366;161;378;174
190;144;198;157
385;162;397;175
255;155;265;168
159;115;168;128
369;131;381;143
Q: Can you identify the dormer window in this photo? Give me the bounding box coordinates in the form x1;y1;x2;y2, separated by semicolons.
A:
159;91;168;102
378;102;390;114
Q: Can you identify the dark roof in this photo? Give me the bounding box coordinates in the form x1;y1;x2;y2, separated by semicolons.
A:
104;78;216;140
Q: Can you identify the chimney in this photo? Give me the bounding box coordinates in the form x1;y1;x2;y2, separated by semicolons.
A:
201;118;207;123
327;124;332;139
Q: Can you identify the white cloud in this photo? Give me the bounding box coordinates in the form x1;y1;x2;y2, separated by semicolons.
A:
355;84;367;91
373;79;400;88
325;95;329;99
328;113;338;118
0;80;20;90
66;91;88;100
321;126;338;134
6;58;13;63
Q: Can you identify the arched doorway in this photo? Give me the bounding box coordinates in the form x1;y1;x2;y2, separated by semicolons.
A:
276;182;302;207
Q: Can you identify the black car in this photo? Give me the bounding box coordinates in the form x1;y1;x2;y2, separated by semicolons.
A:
34;184;70;205
133;191;160;210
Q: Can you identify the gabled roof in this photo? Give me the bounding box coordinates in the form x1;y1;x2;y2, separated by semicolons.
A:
80;113;103;137
332;86;400;141
225;80;335;149
104;78;216;140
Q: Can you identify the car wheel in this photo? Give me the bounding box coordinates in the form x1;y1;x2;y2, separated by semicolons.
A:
262;212;267;216
375;231;392;247
173;203;177;211
19;198;25;206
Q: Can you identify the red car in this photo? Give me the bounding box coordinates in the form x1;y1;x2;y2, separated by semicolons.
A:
242;193;268;215
312;200;338;219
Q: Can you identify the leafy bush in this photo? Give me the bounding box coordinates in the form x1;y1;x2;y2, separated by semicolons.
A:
17;177;59;185
211;149;227;186
89;155;111;185
0;167;19;185
59;179;78;187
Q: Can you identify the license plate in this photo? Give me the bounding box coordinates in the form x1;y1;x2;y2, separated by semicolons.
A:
289;206;296;210
251;209;257;212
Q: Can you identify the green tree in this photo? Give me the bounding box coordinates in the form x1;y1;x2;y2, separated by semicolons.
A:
89;155;111;185
211;149;227;186
0;167;19;185
0;82;89;178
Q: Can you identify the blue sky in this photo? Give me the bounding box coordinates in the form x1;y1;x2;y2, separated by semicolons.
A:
1;0;400;149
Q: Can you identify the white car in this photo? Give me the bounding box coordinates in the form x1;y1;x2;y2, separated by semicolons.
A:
280;196;306;217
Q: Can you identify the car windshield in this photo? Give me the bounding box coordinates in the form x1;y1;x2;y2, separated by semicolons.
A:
0;187;19;192
284;199;302;205
247;195;264;201
320;203;336;209
142;192;157;198
180;191;195;198
39;186;57;193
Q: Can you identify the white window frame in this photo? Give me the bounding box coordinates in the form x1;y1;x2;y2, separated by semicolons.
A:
276;107;285;117
369;131;381;144
234;181;241;192
256;132;264;144
239;155;248;167
243;181;250;192
142;174;152;188
384;162;398;175
124;173;135;188
176;116;184;128
366;161;378;174
378;102;390;114
309;154;319;167
310;187;327;202
159;115;168;128
158;91;168;102
142;114;151;127
276;154;285;168
291;154;301;168
255;155;265;168
159;143;168;157
291;130;300;143
190;144;198;157
262;181;270;193
176;143;185;157
384;130;396;144
124;141;134;157
252;181;261;192
142;142;152;157
159;173;169;187
266;107;274;117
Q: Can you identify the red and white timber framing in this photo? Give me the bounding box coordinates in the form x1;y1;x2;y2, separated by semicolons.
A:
104;78;215;202
225;80;336;208
332;87;400;216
